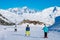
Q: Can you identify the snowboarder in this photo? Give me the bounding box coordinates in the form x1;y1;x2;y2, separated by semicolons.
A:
25;25;30;36
43;24;48;38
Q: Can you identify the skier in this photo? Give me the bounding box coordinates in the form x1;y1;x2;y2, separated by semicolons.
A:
14;23;17;32
25;25;30;36
43;24;48;38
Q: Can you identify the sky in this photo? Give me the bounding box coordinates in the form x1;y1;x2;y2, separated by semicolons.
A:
0;0;60;10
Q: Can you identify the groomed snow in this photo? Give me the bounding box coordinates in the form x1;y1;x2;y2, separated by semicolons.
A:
0;24;60;40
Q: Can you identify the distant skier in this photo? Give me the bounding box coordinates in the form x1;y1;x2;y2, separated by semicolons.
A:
25;25;30;36
43;24;48;38
14;24;17;32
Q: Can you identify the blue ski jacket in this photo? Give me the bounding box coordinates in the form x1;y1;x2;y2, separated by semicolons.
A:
43;25;48;32
26;27;30;31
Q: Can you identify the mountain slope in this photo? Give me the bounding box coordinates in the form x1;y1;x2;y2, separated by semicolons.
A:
0;9;23;25
0;10;15;25
0;6;60;26
48;16;60;32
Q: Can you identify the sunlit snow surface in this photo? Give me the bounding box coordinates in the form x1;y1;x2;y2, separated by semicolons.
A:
0;24;60;40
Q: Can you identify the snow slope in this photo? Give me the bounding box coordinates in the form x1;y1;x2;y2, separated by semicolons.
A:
0;24;60;40
48;16;60;32
0;9;23;24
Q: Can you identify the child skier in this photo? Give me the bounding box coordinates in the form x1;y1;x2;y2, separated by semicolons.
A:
43;24;48;38
25;25;30;36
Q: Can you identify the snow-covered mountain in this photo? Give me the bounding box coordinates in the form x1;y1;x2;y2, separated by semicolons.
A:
8;6;37;15
48;16;60;32
0;6;60;26
0;9;23;25
21;6;60;26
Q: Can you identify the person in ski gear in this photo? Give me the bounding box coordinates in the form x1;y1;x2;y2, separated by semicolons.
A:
43;24;48;38
14;24;17;32
25;25;30;36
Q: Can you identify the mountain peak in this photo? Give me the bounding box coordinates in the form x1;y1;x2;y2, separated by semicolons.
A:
53;7;57;12
7;6;37;14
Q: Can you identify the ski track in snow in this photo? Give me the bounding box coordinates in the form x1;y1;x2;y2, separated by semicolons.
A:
0;25;60;40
